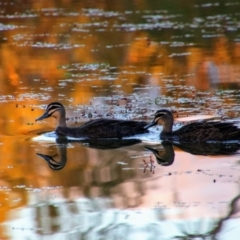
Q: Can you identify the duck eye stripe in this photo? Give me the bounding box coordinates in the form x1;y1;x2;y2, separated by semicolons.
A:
48;108;59;115
47;105;61;111
156;113;166;118
47;104;62;114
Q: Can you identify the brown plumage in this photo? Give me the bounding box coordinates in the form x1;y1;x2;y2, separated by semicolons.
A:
145;109;240;142
35;102;149;139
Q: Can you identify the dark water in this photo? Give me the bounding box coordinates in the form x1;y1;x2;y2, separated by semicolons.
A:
1;0;240;239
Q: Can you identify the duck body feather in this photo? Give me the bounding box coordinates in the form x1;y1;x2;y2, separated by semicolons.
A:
56;118;149;139
162;121;240;142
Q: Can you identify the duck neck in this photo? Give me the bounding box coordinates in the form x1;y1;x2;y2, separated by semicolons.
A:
58;117;67;127
160;118;173;138
55;109;67;128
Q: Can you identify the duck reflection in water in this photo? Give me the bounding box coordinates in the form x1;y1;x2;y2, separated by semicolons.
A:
145;141;240;167
36;137;240;171
36;137;142;170
36;143;67;170
145;142;175;167
173;141;240;155
36;137;175;170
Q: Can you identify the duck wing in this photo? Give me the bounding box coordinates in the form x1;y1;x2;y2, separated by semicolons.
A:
174;121;240;142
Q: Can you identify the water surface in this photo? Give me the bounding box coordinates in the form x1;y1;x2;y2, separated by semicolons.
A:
1;0;240;239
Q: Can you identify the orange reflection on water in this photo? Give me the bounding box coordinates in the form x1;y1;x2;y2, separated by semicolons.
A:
0;141;239;238
1;0;240;238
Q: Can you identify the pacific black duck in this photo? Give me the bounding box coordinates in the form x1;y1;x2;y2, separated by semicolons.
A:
35;102;150;139
145;109;240;142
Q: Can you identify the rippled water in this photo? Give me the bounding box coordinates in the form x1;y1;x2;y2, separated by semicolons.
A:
1;0;240;239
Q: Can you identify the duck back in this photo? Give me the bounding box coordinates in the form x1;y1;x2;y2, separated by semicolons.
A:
56;118;149;139
163;121;240;142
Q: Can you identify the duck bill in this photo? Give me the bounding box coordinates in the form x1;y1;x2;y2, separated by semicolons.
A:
144;121;156;129
35;112;50;121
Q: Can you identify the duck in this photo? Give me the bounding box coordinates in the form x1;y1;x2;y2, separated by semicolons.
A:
144;109;240;142
35;102;150;139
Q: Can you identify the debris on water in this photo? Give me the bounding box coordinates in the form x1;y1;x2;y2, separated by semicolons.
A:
143;156;156;174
